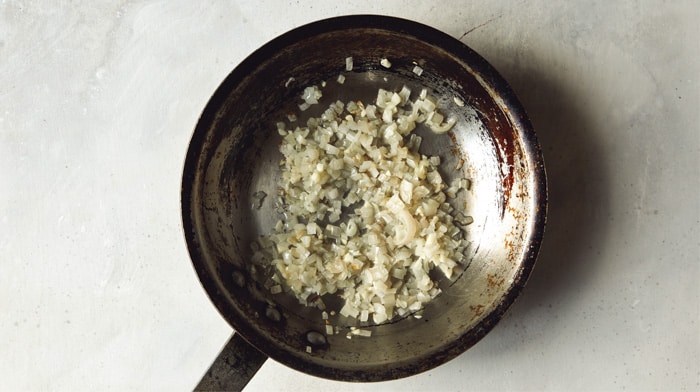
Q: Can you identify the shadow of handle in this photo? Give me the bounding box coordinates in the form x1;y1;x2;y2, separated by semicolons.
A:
195;333;268;392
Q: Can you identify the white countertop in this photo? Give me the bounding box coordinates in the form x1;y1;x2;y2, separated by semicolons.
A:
1;1;698;390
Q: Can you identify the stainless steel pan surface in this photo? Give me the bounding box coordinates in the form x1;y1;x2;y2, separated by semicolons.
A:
182;15;546;389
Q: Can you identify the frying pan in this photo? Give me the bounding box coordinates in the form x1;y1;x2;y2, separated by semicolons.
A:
182;15;546;390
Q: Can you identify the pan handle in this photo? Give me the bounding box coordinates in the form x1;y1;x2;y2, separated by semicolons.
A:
194;332;268;392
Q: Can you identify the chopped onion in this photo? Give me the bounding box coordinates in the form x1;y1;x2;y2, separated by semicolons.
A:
301;85;322;105
253;83;470;327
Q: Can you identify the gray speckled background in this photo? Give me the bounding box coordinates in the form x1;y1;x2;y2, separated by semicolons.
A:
1;1;698;390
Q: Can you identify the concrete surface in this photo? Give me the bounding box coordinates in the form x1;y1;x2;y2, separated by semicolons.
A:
1;1;698;390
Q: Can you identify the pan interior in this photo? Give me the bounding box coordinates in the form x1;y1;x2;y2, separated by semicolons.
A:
184;20;543;381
